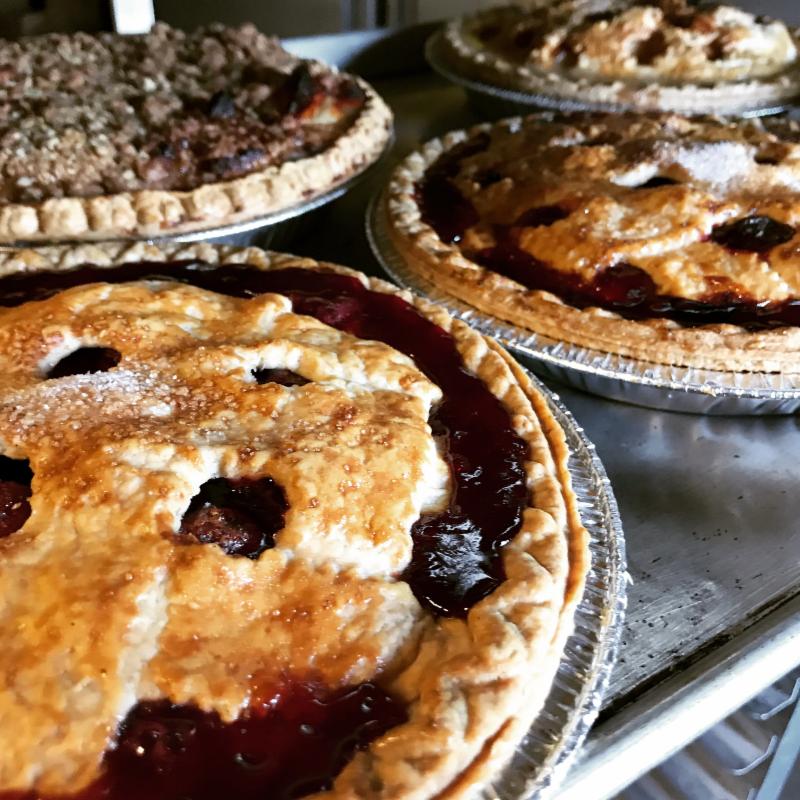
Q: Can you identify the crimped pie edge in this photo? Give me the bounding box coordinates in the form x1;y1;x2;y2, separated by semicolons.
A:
384;118;800;373
0;74;391;245
0;241;589;800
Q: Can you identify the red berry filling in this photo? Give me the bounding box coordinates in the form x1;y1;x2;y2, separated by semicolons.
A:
710;215;796;253
0;456;32;538
177;477;288;559
1;682;406;800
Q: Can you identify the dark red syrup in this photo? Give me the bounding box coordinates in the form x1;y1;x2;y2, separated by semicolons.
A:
176;477;288;559
415;133;800;331
710;215;796;253
0;455;32;538
2;682;405;800
0;259;530;800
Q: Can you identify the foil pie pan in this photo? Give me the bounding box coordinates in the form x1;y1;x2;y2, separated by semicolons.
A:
367;192;800;415
484;368;627;800
425;31;792;121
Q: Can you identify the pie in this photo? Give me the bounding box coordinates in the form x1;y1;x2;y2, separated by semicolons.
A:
0;242;589;799
0;23;391;243
384;112;800;373
439;1;800;114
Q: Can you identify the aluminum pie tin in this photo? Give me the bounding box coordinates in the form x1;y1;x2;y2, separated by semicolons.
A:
425;31;792;121
483;369;627;800
367;192;800;415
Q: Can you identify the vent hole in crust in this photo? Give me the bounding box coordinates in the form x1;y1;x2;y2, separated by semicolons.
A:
0;455;33;538
176;477;288;559
754;153;781;166
636;176;679;189
47;346;121;379
635;30;668;64
251;368;310;387
710;215;796;253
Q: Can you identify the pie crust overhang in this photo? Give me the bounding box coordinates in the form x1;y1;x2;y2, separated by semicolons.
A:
0;24;392;243
441;1;800;114
385;111;800;373
0;242;589;800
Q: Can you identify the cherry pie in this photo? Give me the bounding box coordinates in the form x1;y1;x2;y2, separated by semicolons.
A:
385;112;800;372
0;24;391;242
441;1;800;114
0;243;588;799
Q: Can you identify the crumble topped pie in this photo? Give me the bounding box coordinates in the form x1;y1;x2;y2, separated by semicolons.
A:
0;24;391;242
0;243;588;799
441;1;800;113
385;112;800;372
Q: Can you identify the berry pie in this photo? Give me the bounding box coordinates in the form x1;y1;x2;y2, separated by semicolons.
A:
384;112;800;372
0;24;391;243
440;1;800;114
0;242;588;799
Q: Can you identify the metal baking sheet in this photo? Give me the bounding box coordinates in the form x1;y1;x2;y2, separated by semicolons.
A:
484;371;627;800
367;187;800;415
425;30;793;120
285;40;800;796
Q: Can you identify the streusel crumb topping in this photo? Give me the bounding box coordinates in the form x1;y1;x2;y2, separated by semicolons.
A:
0;23;365;203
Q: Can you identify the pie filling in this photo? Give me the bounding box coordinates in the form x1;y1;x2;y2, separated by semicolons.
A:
0;262;530;798
416;133;800;331
0;455;32;538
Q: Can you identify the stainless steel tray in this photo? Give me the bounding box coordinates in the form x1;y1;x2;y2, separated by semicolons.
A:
486;371;627;800
287;36;800;796
367;182;800;416
425;30;792;120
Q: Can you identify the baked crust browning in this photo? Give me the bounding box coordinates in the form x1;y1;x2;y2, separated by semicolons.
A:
0;242;588;799
385;113;800;372
0;25;392;242
442;2;800;113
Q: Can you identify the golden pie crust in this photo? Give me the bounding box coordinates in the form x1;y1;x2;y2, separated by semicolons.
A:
0;242;589;798
442;2;800;114
0;25;392;243
385;112;800;372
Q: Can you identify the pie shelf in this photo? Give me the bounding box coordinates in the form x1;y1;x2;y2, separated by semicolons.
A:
286;26;800;799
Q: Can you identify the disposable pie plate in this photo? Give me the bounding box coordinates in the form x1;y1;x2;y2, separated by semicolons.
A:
424;30;794;122
368;190;800;415
484;366;626;799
